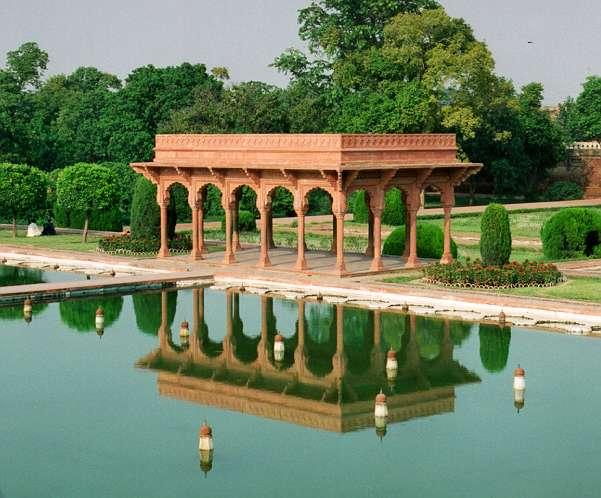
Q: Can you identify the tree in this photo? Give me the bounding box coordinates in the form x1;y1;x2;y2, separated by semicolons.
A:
480;203;512;265
56;163;120;242
0;163;47;236
5;42;48;91
559;76;601;142
130;176;160;240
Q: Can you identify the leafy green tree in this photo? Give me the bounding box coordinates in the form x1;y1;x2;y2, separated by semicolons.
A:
0;163;47;236
130;176;160;240
5;42;48;90
559;76;601;142
480;203;512;265
56;163;120;242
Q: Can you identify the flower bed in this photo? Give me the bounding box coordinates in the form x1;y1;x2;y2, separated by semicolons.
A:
422;260;564;289
97;233;192;256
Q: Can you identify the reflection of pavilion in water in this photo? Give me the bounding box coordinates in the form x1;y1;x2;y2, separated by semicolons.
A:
137;289;480;433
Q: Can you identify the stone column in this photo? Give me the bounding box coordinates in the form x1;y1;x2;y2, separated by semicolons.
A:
365;210;374;257
267;206;276;249
406;187;421;269
333;193;347;275
369;189;385;272
157;188;170;259
257;196;272;268
403;191;410;258
232;191;241;253
330;215;337;254
222;194;236;264
189;192;202;261
294;195;308;271
440;183;455;265
198;190;206;255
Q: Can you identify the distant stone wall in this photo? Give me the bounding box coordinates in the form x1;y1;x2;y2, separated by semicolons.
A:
568;142;601;199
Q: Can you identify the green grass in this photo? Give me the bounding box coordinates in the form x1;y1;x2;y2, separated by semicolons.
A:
501;276;601;303
457;244;543;263
0;229;101;252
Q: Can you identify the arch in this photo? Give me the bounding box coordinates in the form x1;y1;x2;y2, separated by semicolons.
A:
304;186;333;216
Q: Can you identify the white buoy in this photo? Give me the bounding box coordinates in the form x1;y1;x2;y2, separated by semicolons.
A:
374;391;388;418
386;350;398;381
513;366;526;390
179;320;190;339
514;387;525;412
95;307;105;332
274;334;285;362
23;298;33;323
198;423;214;476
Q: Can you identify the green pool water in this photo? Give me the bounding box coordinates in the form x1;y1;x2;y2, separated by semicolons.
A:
1;287;600;498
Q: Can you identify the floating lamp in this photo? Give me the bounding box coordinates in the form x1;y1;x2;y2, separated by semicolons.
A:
95;307;105;333
179;320;190;339
386;350;398;382
23;298;33;323
513;366;526;413
374;390;388;436
274;334;285;362
499;310;507;326
198;422;214;476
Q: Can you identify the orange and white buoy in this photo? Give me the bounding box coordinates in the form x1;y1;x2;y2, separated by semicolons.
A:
198;422;214;475
386;350;398;382
179;320;190;338
513;366;526;412
274;334;285;362
95;307;105;332
374;390;388;436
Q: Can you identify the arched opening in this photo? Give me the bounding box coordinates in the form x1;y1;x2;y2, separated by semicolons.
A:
380;311;407;353
343;307;374;375
303;187;334;254
166;182;190;242
267;186;295;250
231;293;260;364
229;184;259;253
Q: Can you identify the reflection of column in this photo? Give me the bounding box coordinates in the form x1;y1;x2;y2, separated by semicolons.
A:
295;300;306;378
158;189;169;258
441;319;453;363
257;295;269;364
406;187;421;268
406;314;420;369
332;305;346;378
222;290;233;361
223;196;236;264
190;288;200;360
371;310;384;374
295;198;308;271
159;291;170;349
440;183;455;264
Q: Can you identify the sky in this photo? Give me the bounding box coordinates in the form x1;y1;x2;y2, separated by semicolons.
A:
0;0;599;104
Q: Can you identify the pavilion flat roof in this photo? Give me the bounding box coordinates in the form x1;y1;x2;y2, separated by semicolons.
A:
131;133;482;171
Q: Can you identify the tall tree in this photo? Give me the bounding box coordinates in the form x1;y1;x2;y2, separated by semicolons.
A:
559;76;601;142
0;163;48;236
56;163;120;242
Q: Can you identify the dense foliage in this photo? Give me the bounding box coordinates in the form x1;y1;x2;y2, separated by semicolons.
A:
422;260;563;288
558;76;601;142
98;233;192;255
132;291;177;335
55;163;120;241
220;210;257;232
543;181;584;202
540;208;601;259
59;296;123;333
353;188;405;225
130;177;160;240
383;223;457;259
480;203;512;266
0;163;47;235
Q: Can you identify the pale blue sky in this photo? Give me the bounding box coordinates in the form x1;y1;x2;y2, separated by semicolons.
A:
0;0;599;103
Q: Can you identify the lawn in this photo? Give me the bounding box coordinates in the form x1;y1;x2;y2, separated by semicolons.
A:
0;229;101;252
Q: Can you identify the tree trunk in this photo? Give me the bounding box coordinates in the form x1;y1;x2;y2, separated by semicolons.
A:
12;216;16;237
83;216;89;243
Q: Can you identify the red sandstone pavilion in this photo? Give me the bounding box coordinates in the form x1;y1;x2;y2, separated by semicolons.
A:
131;133;481;275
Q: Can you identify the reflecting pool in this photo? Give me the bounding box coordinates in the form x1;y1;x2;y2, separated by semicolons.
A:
1;288;600;498
0;265;86;287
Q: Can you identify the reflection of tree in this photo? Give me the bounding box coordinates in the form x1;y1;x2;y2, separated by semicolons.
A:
304;302;335;377
344;307;373;375
59;296;123;332
0;302;47;321
450;321;472;346
381;312;406;351
265;297;297;368
479;324;511;373
232;294;259;364
416;317;443;360
0;266;45;286
132;291;177;335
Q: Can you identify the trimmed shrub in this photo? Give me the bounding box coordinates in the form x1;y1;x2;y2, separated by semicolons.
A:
100;162;138;224
479;324;511;373
543;181;583;202
422;260;563;288
480;203;512;266
541;208;601;259
170;183;192;223
353;191;370;223
383;223;458;259
53;204;123;231
220;210;257;233
130;177;160;240
98;233;192;255
382;187;405;226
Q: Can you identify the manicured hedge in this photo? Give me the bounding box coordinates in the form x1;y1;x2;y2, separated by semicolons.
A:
480;203;512;266
220;210;257;232
541;208;601;259
54;204;123;232
382;187;405;226
383;223;457;259
422;260;563;288
353;191;370;223
130;177;160;240
543;181;583;201
97;233;192;256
